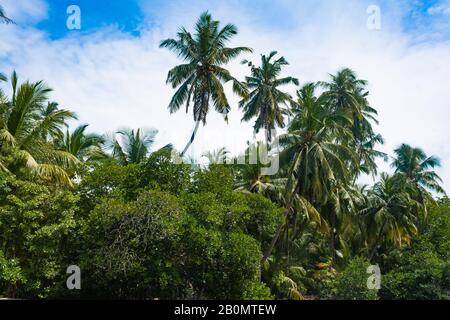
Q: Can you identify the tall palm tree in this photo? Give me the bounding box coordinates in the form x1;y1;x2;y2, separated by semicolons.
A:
240;51;299;144
392;144;445;195
108;128;157;165
57;124;105;161
160;12;252;156
261;83;357;265
0;72;78;186
320;68;367;119
0;5;14;24
282;83;356;204
321;68;385;180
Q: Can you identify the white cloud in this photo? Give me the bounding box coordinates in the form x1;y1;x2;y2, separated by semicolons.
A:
1;0;450;192
1;0;48;23
428;1;450;16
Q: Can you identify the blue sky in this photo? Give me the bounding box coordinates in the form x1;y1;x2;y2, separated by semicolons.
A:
37;0;144;38
10;0;450;41
1;0;450;192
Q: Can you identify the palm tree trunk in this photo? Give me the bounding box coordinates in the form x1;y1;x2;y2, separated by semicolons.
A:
261;183;300;266
261;218;286;265
265;128;270;146
369;220;387;261
330;211;336;266
181;121;201;157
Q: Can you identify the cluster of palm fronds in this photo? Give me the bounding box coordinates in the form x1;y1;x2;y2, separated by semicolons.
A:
161;12;446;278
0;72;164;187
0;5;14;24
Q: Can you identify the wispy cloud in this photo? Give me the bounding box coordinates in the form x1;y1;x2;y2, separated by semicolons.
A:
1;0;48;23
428;1;450;15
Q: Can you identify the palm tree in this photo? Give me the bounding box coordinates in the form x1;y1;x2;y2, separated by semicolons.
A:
0;72;78;186
57;124;105;161
320;68;367;119
354;133;387;180
1;68;7;86
261;83;357;265
321;68;385;181
233;142;279;195
108;128;157;165
392;144;445;195
240;51;299;144
282;83;356;204
202;147;229;165
160;12;252;156
0;5;14;24
361;173;420;260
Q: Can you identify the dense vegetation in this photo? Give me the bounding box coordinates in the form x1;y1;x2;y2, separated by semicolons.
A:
0;12;448;300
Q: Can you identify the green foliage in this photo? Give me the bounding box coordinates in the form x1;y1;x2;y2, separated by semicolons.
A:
382;250;449;300
381;199;450;300
311;267;337;299
78;191;185;299
0;174;78;298
0;73;78;186
272;270;306;300
0;251;25;293
190;164;235;197
139;148;191;195
333;256;379;300
65;163;280;300
75;184;274;299
76;160;142;213
0;13;448;300
239;51;298;142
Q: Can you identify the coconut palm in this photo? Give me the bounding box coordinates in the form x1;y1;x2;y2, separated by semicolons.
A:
392;144;445;195
202;147;229;165
240;51;299;143
320;68;367;119
321;68;386;181
233;142;279;195
0;5;14;24
108;128;157;165
281;83;356;203
160;11;252;156
261;83;357;265
57;124;105;161
354;133;387;180
361;173;420;260
0;72;78;186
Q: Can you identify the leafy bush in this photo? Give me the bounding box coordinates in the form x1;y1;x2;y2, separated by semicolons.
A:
333;257;379;300
139;149;191;195
0;175;78;298
382;250;449;300
74;183;274;299
271;270;306;300
78;191;186;299
381;199;450;300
